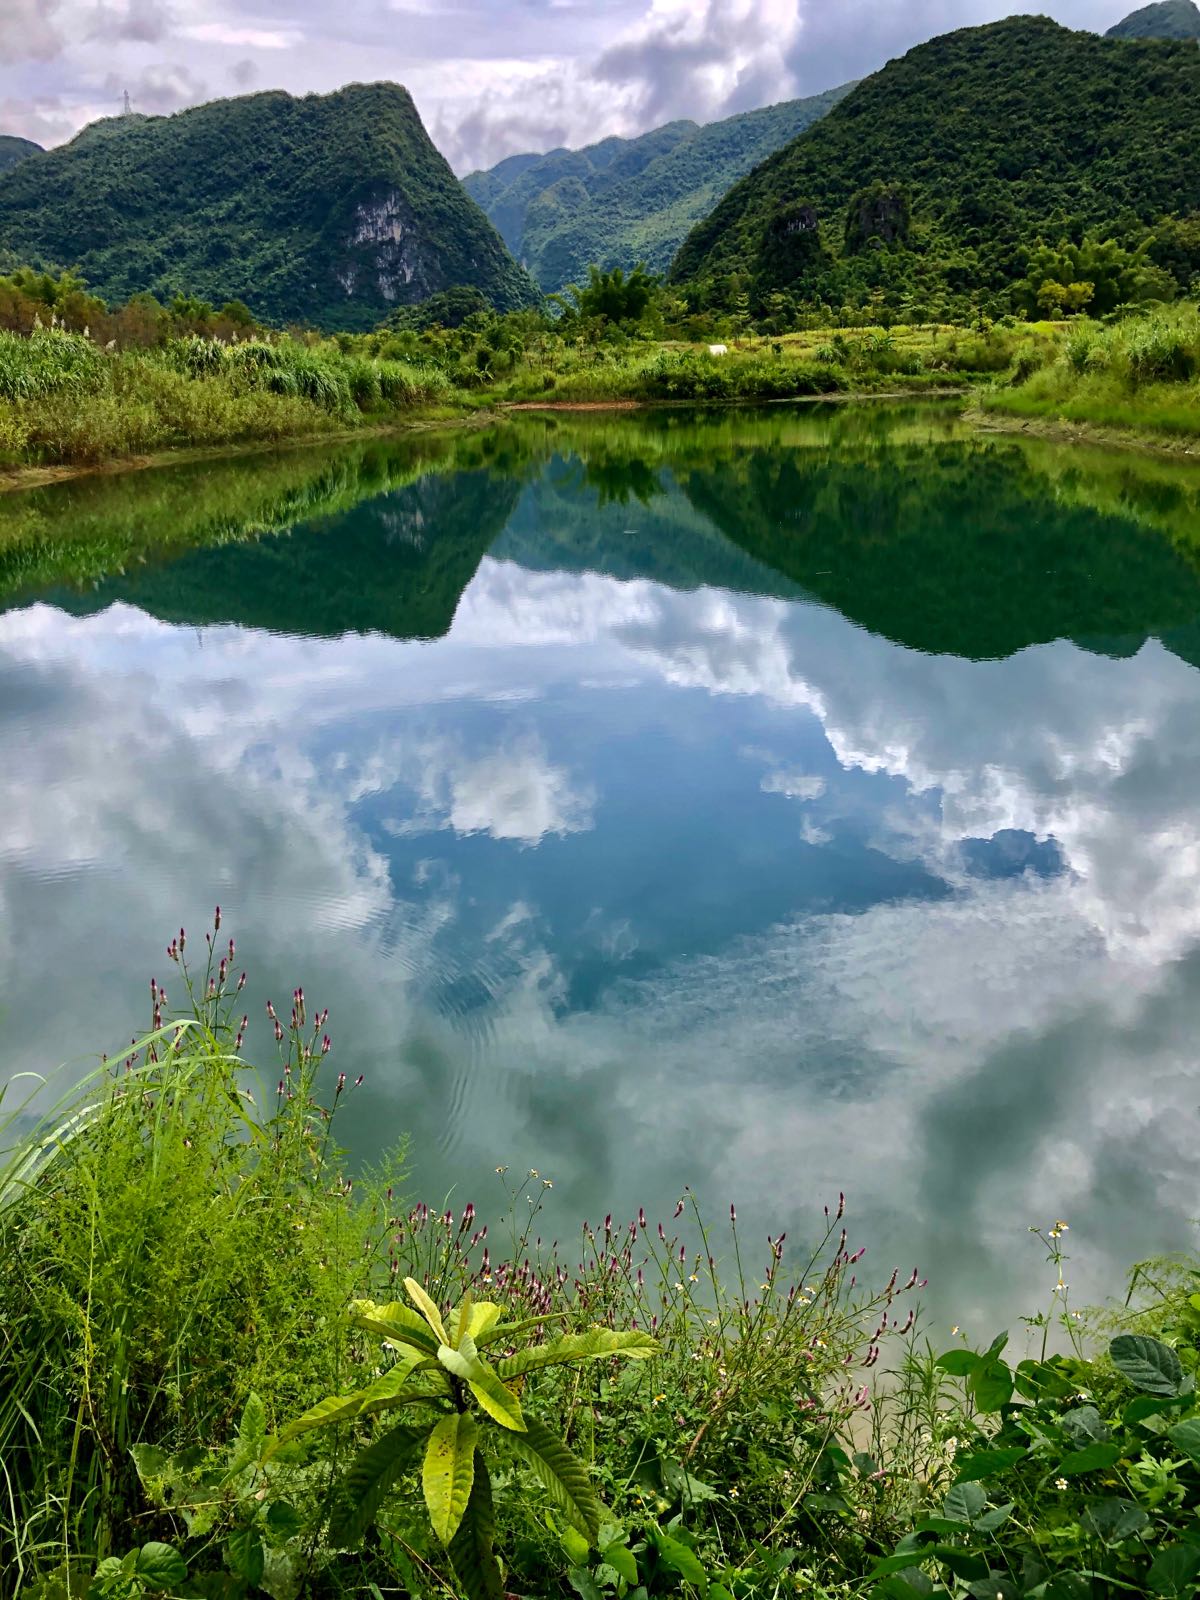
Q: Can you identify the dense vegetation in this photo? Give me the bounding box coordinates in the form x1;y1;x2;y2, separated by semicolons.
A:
462;87;854;292
4;931;1200;1600
1106;0;1200;38
0;134;41;175
670;18;1200;321
0;85;537;331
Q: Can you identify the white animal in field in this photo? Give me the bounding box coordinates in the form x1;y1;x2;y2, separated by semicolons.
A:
707;343;729;356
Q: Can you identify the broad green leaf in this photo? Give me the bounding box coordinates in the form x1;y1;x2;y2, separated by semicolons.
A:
272;1391;368;1449
965;1579;1017;1600
1149;1542;1200;1597
497;1328;659;1380
349;1298;441;1355
438;1335;526;1432
1124;1392;1193;1429
329;1423;427;1546
448;1298;504;1348
1059;1405;1109;1447
954;1446;1027;1483
226;1526;265;1587
135;1542;188;1588
974;1502;1014;1533
968;1360;1013;1414
272;1350;431;1452
1014;1358;1076;1401
878;1572;936;1600
934;1349;980;1377
943;1481;987;1524
649;1527;709;1590
873;1552;938;1577
603;1543;640;1585
506;1414;603;1539
561;1525;592;1566
567;1569;604;1600
1056;1441;1121;1476
423;1412;478;1544
447;1452;504;1600
1109;1334;1184;1397
1082;1497;1148;1543
359;1351;441;1413
1168;1416;1200;1465
405;1277;451;1346
927;1546;987;1582
237;1392;266;1459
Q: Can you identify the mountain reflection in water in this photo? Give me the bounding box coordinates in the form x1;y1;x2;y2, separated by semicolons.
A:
2;401;1200;1334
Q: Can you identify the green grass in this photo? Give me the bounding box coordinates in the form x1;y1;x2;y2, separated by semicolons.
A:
984;304;1200;441
5;923;1200;1600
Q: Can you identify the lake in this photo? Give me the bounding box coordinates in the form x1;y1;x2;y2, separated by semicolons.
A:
3;401;1200;1339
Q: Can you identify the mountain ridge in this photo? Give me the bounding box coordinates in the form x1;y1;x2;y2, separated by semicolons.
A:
464;86;855;291
0;84;536;330
1106;0;1200;38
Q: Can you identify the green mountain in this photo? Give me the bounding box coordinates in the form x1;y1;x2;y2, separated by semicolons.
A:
1106;0;1200;38
670;16;1200;314
0;135;41;175
463;87;854;292
0;85;536;330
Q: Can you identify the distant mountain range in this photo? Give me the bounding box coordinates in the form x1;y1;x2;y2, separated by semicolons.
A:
0;135;41;175
0;84;535;329
672;16;1200;310
463;87;854;292
1106;0;1200;38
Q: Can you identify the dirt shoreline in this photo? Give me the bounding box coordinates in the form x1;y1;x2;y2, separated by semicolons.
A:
968;403;1200;460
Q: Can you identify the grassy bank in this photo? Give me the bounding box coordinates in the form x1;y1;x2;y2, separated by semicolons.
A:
983;304;1200;449
3;923;1200;1600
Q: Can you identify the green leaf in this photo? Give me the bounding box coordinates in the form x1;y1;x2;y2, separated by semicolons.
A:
405;1277;451;1346
272;1349;431;1451
423;1412;478;1544
1125;1392;1193;1429
237;1392;266;1460
1109;1334;1184;1396
1082;1497;1148;1543
974;1502;1014;1533
447;1452;504;1600
954;1447;1027;1483
968;1360;1013;1414
878;1573;936;1600
506;1414;603;1539
927;1546;988;1582
649;1527;709;1592
449;1298;504;1347
1168;1417;1200;1465
496;1328;659;1380
934;1349;980;1377
567;1570;604;1600
437;1335;526;1432
943;1481;987;1524
134;1543;188;1589
1149;1543;1200;1597
225;1527;264;1588
1056;1441;1121;1476
329;1423;427;1546
603;1543;640;1585
264;1500;303;1543
348;1298;441;1355
561;1525;591;1566
1059;1405;1109;1447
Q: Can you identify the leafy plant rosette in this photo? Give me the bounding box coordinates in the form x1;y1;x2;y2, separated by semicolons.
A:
266;1277;659;1600
871;1330;1200;1600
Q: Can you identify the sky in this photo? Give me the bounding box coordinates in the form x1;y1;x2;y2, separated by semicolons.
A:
0;0;1153;176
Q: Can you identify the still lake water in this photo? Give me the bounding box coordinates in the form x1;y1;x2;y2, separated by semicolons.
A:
3;402;1200;1335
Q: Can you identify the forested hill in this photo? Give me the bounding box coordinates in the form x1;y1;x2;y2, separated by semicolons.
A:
0;135;41;175
463;86;854;292
1106;0;1200;38
0;85;537;330
670;16;1200;317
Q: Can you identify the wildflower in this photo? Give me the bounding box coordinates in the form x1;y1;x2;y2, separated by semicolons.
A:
543;1179;553;1188
1055;1477;1068;1491
951;1325;960;1336
496;1165;508;1175
729;1486;739;1499
529;1168;539;1178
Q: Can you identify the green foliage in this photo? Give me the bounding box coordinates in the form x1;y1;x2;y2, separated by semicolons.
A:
278;1275;656;1597
672;17;1200;319
463;86;856;293
0;134;41;175
555;263;661;326
0;84;537;330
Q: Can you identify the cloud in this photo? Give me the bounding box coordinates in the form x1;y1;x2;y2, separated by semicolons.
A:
183;21;305;49
394;735;596;846
85;0;173;44
0;0;62;62
101;63;209;115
